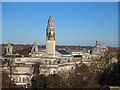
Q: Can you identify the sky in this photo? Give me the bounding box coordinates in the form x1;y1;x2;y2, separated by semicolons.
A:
2;0;120;2
2;2;118;47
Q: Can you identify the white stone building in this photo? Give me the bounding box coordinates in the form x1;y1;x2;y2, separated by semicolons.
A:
2;15;110;88
2;15;81;87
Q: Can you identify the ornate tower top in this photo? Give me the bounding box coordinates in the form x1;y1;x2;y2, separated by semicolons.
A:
33;41;37;46
46;14;55;41
48;14;53;23
8;42;11;46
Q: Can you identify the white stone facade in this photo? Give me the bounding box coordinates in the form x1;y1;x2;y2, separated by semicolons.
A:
46;41;55;57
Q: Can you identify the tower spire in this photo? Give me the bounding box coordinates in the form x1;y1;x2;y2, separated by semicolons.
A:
8;41;11;46
34;41;37;46
48;14;53;23
46;14;55;41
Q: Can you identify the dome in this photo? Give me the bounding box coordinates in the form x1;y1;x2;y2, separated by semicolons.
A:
98;42;107;49
90;41;107;55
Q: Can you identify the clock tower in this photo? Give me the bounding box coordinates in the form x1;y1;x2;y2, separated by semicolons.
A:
46;14;55;57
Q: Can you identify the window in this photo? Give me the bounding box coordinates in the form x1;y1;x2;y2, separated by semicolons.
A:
58;61;60;64
49;61;51;65
71;67;74;70
23;77;25;82
53;70;55;74
68;59;70;62
19;77;21;82
8;48;9;52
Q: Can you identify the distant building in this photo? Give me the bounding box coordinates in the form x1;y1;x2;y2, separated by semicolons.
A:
90;41;108;55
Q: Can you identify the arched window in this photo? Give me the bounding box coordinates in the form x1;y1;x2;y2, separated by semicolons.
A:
34;48;36;52
53;70;55;74
8;48;9;53
19;77;21;82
